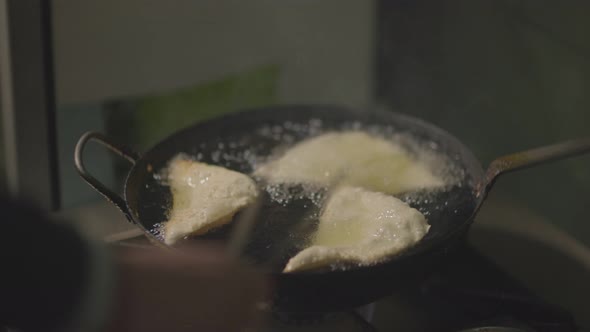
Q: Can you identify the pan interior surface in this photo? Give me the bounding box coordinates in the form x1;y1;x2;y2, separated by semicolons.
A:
127;105;482;273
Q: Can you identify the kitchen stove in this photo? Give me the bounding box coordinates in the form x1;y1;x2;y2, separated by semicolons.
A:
260;244;577;332
111;209;589;332
264;310;376;332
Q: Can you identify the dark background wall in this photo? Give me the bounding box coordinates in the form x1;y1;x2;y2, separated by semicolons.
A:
376;0;590;246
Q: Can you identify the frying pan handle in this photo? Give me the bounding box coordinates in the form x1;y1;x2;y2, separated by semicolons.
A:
74;131;141;223
477;137;590;198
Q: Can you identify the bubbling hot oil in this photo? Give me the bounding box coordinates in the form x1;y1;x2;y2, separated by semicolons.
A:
150;118;470;271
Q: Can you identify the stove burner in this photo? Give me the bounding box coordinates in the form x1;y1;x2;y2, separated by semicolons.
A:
271;311;325;326
413;246;577;332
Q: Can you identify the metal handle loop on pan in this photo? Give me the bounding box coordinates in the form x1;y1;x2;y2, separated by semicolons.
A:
477;137;590;200
74;131;141;223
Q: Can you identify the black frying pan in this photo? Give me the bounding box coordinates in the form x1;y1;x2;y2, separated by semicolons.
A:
75;105;590;312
